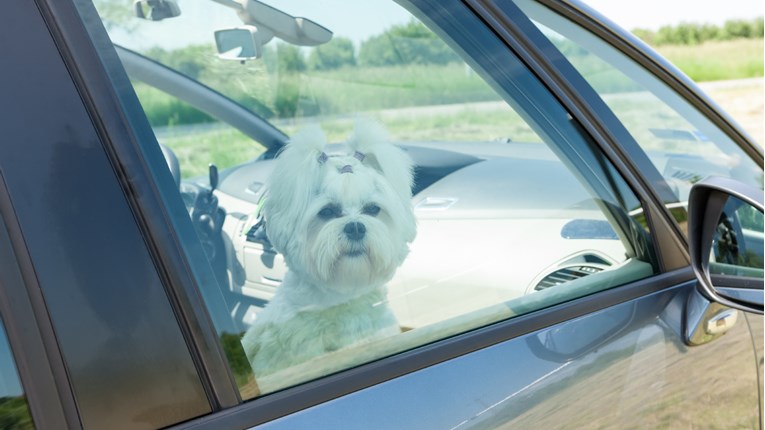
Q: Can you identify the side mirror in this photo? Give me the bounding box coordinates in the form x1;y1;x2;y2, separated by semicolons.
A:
688;177;764;314
214;26;270;61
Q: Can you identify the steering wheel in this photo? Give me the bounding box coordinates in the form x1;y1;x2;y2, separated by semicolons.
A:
160;144;181;188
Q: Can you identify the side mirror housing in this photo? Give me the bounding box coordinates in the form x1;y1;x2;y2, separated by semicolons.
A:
688;177;764;314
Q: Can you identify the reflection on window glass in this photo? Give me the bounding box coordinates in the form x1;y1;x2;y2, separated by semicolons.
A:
514;0;764;230
90;0;655;398
0;319;34;429
710;196;764;277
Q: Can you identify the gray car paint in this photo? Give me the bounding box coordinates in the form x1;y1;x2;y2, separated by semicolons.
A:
254;283;760;429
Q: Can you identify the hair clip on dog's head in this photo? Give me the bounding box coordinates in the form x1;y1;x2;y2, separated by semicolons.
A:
318;150;366;174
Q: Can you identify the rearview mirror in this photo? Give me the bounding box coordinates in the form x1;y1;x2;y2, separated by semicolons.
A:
134;0;180;21
214;26;269;60
688;177;764;314
239;0;332;46
213;0;332;59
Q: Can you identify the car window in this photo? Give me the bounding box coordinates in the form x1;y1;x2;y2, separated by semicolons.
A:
131;81;268;179
513;0;764;232
87;0;657;399
0;318;34;429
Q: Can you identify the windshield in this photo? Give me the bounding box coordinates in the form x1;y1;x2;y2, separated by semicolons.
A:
97;0;540;177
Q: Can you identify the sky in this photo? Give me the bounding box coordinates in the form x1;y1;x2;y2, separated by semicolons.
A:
578;0;763;31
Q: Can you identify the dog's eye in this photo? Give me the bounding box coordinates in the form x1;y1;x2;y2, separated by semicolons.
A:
318;205;341;220
363;204;381;216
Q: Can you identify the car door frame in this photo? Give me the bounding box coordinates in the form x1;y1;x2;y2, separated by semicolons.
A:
9;0;760;429
39;0;245;411
533;0;763;163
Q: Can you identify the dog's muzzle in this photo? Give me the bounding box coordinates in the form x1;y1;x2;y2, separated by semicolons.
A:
343;222;366;241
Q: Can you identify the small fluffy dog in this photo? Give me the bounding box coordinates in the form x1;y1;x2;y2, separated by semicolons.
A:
241;121;416;389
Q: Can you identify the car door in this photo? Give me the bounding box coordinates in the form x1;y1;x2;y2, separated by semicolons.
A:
0;1;222;429
2;0;761;429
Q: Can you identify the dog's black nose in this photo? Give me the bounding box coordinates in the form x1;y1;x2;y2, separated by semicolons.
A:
343;222;366;241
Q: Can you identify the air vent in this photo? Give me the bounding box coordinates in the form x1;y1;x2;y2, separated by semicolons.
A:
534;265;604;291
669;168;702;183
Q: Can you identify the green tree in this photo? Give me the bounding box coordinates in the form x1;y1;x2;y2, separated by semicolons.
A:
276;43;306;72
678;23;702;44
698;24;720;43
144;45;213;79
655;23;703;45
754;17;764;38
219;332;252;386
0;397;33;430
723;19;754;39
632;28;655;44
308;37;356;70
358;19;460;66
634;18;764;46
93;0;139;32
271;43;306;117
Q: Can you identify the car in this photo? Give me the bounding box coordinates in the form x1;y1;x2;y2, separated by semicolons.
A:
0;0;762;428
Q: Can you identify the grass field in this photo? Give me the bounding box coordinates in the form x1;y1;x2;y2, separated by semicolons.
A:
656;39;764;82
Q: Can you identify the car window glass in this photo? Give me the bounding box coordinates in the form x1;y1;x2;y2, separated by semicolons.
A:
0;318;34;429
513;0;764;232
88;0;657;399
131;81;268;179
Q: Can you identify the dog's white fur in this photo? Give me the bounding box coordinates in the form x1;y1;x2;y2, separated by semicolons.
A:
241;121;416;390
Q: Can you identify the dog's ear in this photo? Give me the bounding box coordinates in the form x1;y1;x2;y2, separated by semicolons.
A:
264;125;327;252
347;120;414;201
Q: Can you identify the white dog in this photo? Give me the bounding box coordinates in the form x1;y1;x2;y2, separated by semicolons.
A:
241;121;416;390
